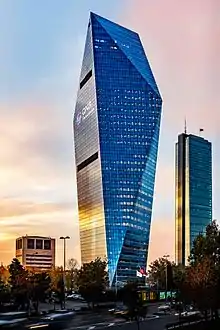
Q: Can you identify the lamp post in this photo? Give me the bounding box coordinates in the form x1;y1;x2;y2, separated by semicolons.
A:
115;268;118;297
163;254;170;302
60;236;70;308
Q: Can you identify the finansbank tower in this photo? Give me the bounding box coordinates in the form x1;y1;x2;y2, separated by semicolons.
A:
74;13;162;286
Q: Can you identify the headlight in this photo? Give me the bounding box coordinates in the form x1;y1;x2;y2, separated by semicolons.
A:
43;317;53;321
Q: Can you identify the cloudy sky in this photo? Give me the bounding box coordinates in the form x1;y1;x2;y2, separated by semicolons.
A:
0;0;219;266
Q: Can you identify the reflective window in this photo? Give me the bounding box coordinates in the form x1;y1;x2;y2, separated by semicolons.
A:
74;13;162;285
27;239;35;249
44;240;51;250
36;239;43;250
175;134;212;265
16;239;22;250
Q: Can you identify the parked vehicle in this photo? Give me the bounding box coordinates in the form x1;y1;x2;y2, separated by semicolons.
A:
179;311;201;320
157;304;171;314
66;293;84;301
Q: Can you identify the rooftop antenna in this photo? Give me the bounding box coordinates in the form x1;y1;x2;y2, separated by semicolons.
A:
199;128;204;136
184;118;187;134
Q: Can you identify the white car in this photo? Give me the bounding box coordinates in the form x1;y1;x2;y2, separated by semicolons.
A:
180;311;201;318
66;293;84;300
158;305;171;313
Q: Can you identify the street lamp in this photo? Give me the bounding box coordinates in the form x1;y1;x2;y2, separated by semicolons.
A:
163;254;170;302
115;268;118;297
59;236;70;273
60;236;70;308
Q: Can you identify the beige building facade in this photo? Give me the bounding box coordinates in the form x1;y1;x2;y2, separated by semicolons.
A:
16;235;55;270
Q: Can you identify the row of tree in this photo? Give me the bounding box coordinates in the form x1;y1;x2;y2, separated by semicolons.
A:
147;220;220;318
0;256;109;312
0;259;52;312
1;220;219;318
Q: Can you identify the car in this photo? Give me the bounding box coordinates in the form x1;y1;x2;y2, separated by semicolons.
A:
179;311;201;320
25;310;75;329
66;293;84;301
108;307;130;320
157;305;171;314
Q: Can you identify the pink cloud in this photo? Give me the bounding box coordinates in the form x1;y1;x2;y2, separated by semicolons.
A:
123;0;220;136
0;101;79;266
123;0;220;264
148;218;174;265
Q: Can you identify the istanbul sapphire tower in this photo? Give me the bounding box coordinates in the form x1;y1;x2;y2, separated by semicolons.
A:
74;13;162;285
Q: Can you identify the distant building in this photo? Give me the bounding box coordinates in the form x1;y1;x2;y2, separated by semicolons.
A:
15;236;55;270
175;133;212;265
74;12;162;286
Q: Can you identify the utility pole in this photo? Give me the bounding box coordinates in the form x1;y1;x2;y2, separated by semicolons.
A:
115;268;118;299
60;236;70;309
163;254;170;302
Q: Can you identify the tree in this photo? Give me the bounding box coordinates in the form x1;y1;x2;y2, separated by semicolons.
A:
56;275;65;309
189;220;220;266
66;258;79;292
50;266;63;292
76;258;108;308
184;257;217;318
8;258;29;309
180;220;220;319
122;282;147;330
0;279;10;310
29;272;51;313
148;257;175;291
49;267;65;308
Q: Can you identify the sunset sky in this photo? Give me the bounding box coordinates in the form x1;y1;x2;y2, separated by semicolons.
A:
0;0;219;267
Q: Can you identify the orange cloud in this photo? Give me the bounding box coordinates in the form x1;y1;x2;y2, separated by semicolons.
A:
0;102;79;266
0;198;71;218
0;206;80;266
148;218;174;266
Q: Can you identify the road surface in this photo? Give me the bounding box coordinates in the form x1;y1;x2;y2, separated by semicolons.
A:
64;313;178;330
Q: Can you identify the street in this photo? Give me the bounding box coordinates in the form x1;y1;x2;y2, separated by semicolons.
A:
64;314;178;330
39;301;179;330
62;308;178;330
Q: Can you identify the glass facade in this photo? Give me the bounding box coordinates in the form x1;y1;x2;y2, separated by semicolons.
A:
74;13;162;285
175;134;212;265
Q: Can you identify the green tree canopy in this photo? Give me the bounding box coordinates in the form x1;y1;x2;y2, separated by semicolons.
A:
0;279;10;308
66;258;79;292
148;257;175;291
29;272;51;312
76;257;108;308
189;220;220;266
8;258;29;309
181;220;220;318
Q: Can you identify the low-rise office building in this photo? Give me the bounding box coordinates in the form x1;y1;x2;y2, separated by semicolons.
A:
16;235;55;270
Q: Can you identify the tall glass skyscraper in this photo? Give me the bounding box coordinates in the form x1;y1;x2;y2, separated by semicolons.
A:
175;133;212;265
74;13;162;285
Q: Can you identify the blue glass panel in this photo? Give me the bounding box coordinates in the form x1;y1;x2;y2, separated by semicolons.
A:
92;13;160;96
74;12;162;286
188;135;212;247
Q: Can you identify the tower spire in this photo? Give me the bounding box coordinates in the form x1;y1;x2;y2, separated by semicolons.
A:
184;118;187;134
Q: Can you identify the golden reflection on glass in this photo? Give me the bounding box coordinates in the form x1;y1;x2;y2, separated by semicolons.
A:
77;159;107;263
184;143;190;264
